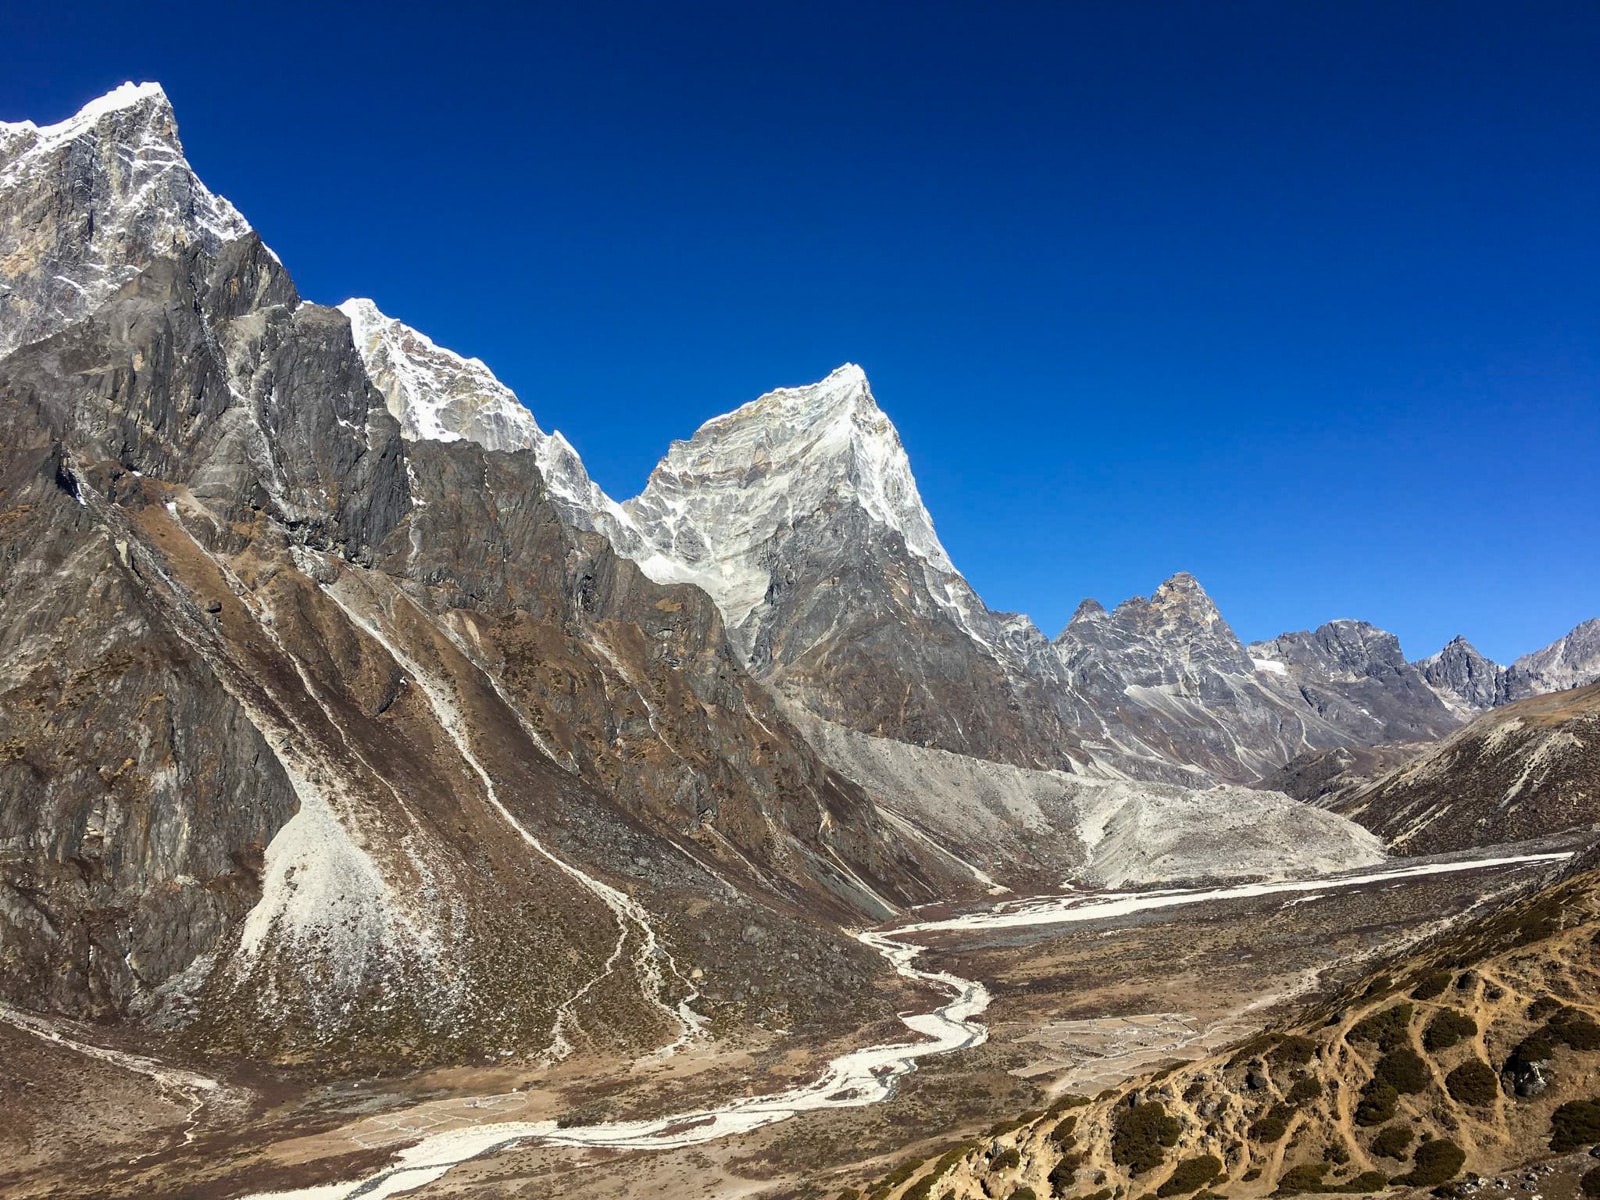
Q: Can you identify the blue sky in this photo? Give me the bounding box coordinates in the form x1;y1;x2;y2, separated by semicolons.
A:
5;2;1596;662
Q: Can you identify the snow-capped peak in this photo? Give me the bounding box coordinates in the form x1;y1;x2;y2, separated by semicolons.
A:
335;297;647;546
622;364;959;633
338;297;546;452
1;81;170;145
0;81;251;359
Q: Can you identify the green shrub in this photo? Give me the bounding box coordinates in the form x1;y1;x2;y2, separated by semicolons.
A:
1243;1169;1263;1182
1529;997;1563;1020
1411;970;1453;1000
1396;1138;1464;1186
991;1147;1022;1171
1274;1035;1318;1066
1580;1166;1600;1198
1275;1163;1331;1195
1506;1030;1557;1085
1011;1190;1038;1200
1422;1009;1477;1052
1050;1093;1092;1113
1158;1155;1224;1197
1288;1077;1324;1104
1374;1048;1430;1095
1051;1114;1079;1145
1348;1004;1414;1053
1445;1059;1499;1106
1049;1158;1080;1192
1370;1124;1414;1159
1112;1101;1182;1174
1550;1006;1600;1051
905;1142;982;1200
1252;1102;1296;1142
1551;1099;1600;1151
1354;1080;1398;1126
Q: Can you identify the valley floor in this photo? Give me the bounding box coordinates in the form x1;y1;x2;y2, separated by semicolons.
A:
0;841;1580;1200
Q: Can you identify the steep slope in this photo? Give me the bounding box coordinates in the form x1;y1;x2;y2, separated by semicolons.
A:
1507;619;1600;700
1331;684;1600;855
0;82;249;360
337;296;639;540
0;85;952;1069
1418;634;1510;712
623;365;1098;774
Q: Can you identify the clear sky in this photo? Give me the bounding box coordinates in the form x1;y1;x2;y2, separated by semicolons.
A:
5;2;1596;662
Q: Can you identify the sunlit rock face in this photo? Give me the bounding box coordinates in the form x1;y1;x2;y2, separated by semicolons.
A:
0;85;940;1068
0;82;250;360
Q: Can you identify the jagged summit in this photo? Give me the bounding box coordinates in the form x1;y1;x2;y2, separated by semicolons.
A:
691;362;872;436
623;363;957;630
1418;633;1507;713
0;81;170;143
0;80;250;359
338;297;544;451
1067;597;1109;627
336;296;640;541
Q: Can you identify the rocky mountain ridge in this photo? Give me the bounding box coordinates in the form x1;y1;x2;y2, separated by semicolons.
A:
0;82;1416;1072
335;294;1594;791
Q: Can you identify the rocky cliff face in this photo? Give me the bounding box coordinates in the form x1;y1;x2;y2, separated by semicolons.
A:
0;83;249;361
616;366;1099;774
1507;619;1600;700
1418;623;1600;716
0;85;950;1068
1418;634;1511;712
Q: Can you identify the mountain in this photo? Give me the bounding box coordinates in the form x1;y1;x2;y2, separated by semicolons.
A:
1508;618;1600;699
1418;622;1600;715
1330;683;1600;855
1418;634;1510;712
0;83;1410;1079
621;365;1101;775
609;366;1473;785
0;82;249;361
325;253;1592;796
0;83;960;1067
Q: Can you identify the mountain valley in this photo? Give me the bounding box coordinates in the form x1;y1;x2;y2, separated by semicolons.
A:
0;83;1596;1200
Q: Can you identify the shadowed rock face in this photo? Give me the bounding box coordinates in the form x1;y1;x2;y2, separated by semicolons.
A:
1420;634;1512;711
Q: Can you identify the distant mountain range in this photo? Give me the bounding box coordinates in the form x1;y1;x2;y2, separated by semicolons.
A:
340;289;1598;789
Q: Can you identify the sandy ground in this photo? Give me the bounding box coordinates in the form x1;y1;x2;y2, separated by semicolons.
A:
0;847;1575;1199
